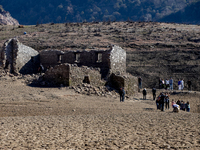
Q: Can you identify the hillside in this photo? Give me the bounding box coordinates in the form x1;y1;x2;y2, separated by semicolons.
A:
0;0;200;25
159;0;200;24
0;21;200;90
0;5;19;25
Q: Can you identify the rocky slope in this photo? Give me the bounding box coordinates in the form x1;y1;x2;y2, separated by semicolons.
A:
1;0;199;25
0;7;19;25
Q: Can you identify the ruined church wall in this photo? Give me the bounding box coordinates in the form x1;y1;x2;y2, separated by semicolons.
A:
44;63;70;86
43;49;112;78
110;73;137;96
1;38;39;74
16;41;39;74
40;50;64;69
65;50;110;78
70;65;105;87
62;50;110;68
0;38;13;68
39;45;126;78
123;74;138;96
44;63;105;87
109;45;126;75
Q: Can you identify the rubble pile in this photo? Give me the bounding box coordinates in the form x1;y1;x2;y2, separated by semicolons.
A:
0;70;40;84
0;70;121;98
72;83;119;97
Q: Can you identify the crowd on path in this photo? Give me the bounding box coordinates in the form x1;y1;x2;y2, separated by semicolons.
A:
136;77;191;112
156;92;190;112
117;77;192;113
158;77;192;91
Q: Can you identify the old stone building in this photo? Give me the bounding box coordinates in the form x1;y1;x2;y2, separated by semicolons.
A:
40;45;126;78
40;45;137;95
0;39;137;95
0;38;39;74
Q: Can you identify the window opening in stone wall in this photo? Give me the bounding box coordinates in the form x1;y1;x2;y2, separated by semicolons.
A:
75;53;80;63
31;56;34;62
83;75;90;84
96;53;102;63
57;54;62;63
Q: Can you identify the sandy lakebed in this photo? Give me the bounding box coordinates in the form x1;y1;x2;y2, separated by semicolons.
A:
0;75;200;150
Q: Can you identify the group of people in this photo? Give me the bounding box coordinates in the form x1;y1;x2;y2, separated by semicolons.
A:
159;77;192;91
171;99;190;112
155;92;190;112
156;92;170;111
159;78;174;90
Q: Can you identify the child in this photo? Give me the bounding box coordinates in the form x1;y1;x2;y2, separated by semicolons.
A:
171;99;175;108
186;101;190;112
172;103;179;113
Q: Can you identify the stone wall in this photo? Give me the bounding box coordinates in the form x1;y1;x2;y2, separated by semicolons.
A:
39;45;126;78
63;50;111;78
123;74;138;95
0;38;39;74
70;64;105;87
43;63;70;86
39;50;64;69
44;63;106;87
40;49;111;78
109;45;126;75
110;73;137;96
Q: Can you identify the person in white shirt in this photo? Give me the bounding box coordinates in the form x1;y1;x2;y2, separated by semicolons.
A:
165;79;169;90
181;79;184;90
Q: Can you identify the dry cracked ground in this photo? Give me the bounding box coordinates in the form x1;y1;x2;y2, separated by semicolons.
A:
0;75;199;149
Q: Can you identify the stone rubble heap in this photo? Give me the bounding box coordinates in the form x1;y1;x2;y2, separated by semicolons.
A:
0;70;121;98
72;83;119;97
0;70;40;84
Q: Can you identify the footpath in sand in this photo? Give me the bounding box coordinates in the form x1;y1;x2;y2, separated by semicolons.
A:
0;76;200;149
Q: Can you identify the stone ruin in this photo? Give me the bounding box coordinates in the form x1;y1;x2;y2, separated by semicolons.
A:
43;63;105;87
39;45;126;78
40;45;137;95
0;39;137;96
0;38;39;74
41;63;137;96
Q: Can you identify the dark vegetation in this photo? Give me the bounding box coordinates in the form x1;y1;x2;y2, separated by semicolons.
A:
0;21;200;90
1;0;200;25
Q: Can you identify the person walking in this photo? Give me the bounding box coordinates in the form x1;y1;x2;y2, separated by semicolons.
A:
138;77;142;92
162;79;165;89
169;77;173;91
143;88;147;100
156;95;161;110
152;87;156;100
119;88;125;102
178;79;181;90
159;78;162;89
187;80;192;92
165;79;170;90
165;94;170;110
38;63;44;75
181;79;184;91
160;93;165;111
